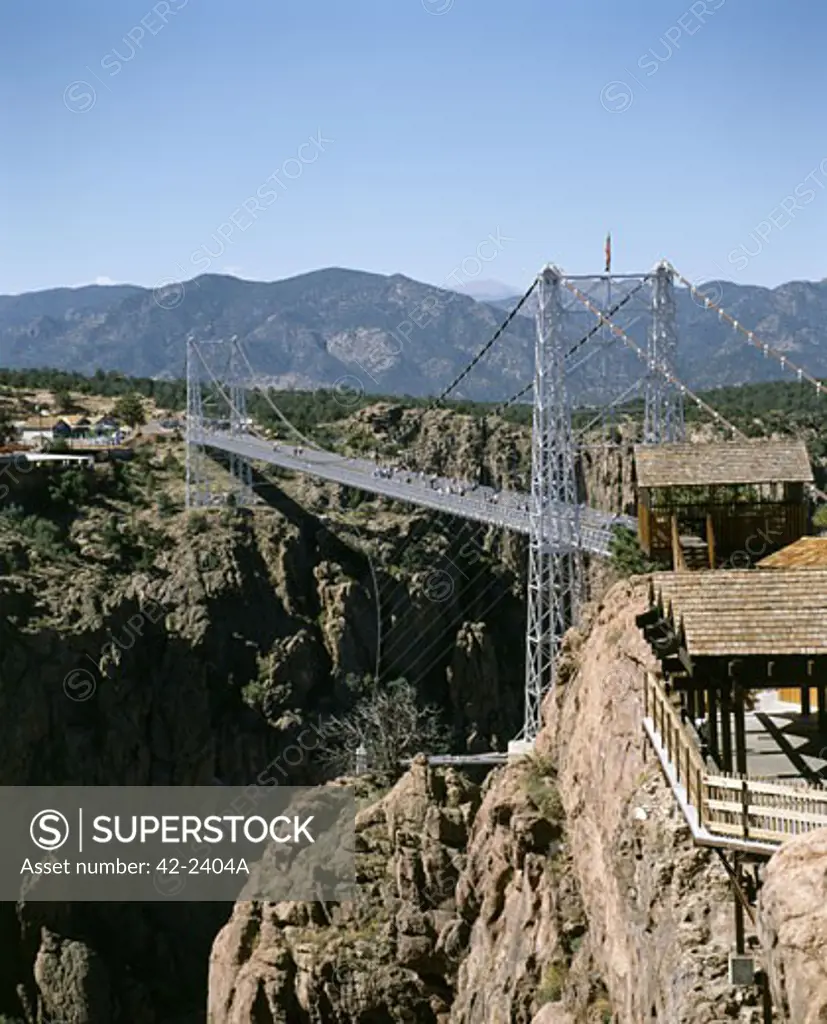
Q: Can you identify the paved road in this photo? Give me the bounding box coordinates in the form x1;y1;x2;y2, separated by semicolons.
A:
197;429;635;557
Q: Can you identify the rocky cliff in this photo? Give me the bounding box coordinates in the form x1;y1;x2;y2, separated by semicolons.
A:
757;829;827;1022
0;454;527;1021
207;579;766;1023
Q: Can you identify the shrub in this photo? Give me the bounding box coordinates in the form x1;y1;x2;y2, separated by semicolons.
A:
536;961;567;1005
317;677;450;781
609;526;660;576
185;512;209;536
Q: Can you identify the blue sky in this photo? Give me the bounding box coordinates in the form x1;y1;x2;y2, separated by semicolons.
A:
1;0;825;295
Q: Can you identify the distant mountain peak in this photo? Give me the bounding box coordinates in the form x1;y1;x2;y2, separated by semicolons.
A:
450;279;520;302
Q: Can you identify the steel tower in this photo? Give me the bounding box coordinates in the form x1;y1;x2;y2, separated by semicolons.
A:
228;336;254;503
512;265;585;753
644;261;684;443
185;337;211;508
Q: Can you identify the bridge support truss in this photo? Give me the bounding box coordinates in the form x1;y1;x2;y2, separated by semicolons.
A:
185;337;254;509
186;337;211;509
512;266;585;753
228;337;254;505
644;262;684;443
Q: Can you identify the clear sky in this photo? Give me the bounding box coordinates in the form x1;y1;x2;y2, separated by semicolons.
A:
1;0;825;296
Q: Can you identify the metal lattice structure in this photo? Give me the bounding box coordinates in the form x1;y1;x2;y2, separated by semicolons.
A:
644;262;684;443
185;337;211;508
228;337;254;504
186;337;254;508
517;266;585;750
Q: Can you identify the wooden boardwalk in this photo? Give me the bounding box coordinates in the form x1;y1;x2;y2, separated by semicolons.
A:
643;671;827;854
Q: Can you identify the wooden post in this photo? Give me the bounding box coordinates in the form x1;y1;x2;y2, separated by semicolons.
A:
671;514;687;571
706;512;716;569
802;685;811;719
819;685;826;736
708;685;719;765
733;670;748;777
720;683;733;774
734;853;746;955
696;766;704;826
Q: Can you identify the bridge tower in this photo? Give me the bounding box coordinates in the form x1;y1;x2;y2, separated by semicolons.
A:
511;265;585;754
185;336;254;509
644;261;684;443
185;336;211;509
228;336;254;504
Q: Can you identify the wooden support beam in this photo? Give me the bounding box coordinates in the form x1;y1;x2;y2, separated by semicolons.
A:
734;694;748;780
671;514;687;571
733;853;746;955
720;683;733;773
819;685;826;735
635;607;660;628
708;685;719;764
706;512;716;569
802;686;811;718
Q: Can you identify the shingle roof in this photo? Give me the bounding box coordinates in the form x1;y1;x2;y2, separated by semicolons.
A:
757;537;827;569
634;440;813;488
650;569;827;656
20;417;68;430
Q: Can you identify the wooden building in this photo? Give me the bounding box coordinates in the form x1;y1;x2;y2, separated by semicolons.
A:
757;536;827;570
757;537;827;705
634;439;813;568
637;569;827;773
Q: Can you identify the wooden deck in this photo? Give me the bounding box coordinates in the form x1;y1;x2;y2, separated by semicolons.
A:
643;671;827;852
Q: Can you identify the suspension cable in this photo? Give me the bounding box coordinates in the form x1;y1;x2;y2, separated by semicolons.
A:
560;276;747;440
668;263;827;502
435;276;539;405
494;277;649;414
574;378;643;440
668;263;825;398
234;344;324;450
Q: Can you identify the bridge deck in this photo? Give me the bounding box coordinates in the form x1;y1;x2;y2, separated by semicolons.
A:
198;430;635;557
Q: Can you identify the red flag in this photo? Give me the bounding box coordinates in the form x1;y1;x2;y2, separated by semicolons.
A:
604;232;612;273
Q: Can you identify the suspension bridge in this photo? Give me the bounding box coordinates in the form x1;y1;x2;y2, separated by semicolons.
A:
183;260;825;756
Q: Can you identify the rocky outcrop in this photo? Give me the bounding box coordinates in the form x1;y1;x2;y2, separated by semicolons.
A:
0;497;525;1023
539;582;757;1022
208;756;592;1024
208;579;764;1023
758;829;827;1022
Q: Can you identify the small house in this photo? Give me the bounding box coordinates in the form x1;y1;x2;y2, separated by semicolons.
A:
634;439;813;569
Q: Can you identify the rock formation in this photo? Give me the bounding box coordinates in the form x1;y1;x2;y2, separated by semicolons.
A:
758;829;827;1022
206;579;766;1023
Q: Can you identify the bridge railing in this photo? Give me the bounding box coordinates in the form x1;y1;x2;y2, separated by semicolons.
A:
643;670;827;847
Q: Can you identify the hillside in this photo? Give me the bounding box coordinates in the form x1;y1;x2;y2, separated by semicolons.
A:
1;269;827;399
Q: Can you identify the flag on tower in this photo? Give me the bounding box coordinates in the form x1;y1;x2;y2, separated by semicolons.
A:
604;232;612;273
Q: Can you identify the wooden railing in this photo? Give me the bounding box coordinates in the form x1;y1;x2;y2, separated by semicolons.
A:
643;671;827;847
703;773;827;843
643;670;707;824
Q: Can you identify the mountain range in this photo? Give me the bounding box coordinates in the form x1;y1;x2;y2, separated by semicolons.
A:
0;268;825;402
